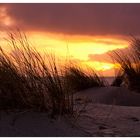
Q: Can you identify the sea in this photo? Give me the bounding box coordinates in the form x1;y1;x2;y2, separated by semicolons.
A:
103;77;115;85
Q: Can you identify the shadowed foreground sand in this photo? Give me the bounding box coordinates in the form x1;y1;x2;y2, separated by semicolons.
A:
75;103;140;136
0;87;140;136
75;87;140;136
0;111;86;137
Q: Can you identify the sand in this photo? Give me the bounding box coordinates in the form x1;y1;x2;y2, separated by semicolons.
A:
0;86;140;136
75;103;140;136
75;86;140;136
76;86;140;106
0;111;86;137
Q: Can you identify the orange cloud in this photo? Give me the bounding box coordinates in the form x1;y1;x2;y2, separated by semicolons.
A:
0;5;15;27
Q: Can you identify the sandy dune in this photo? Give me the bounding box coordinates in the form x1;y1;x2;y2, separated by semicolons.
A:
0;111;86;137
76;86;140;106
0;86;140;136
75;103;140;136
74;87;140;136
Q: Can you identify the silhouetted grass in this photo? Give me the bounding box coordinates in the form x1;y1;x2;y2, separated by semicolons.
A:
111;69;124;87
0;31;74;116
0;47;27;109
65;65;105;91
110;38;140;92
0;31;106;116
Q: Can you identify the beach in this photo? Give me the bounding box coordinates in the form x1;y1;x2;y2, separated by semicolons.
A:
0;86;140;136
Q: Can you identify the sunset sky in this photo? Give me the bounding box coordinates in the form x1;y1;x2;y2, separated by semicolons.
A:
1;3;140;76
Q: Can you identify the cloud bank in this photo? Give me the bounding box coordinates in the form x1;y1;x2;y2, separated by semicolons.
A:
3;3;140;36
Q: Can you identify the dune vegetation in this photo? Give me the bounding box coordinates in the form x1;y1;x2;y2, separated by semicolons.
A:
110;38;140;92
65;65;105;91
0;31;104;117
111;69;124;87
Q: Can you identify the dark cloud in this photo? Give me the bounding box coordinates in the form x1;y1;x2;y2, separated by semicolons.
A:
4;3;140;36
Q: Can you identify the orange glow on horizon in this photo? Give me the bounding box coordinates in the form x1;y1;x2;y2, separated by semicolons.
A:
27;31;128;76
0;31;128;76
81;61;115;71
28;31;128;57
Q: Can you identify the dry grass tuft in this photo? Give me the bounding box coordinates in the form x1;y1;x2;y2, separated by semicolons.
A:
65;65;105;91
0;31;74;116
109;38;140;91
